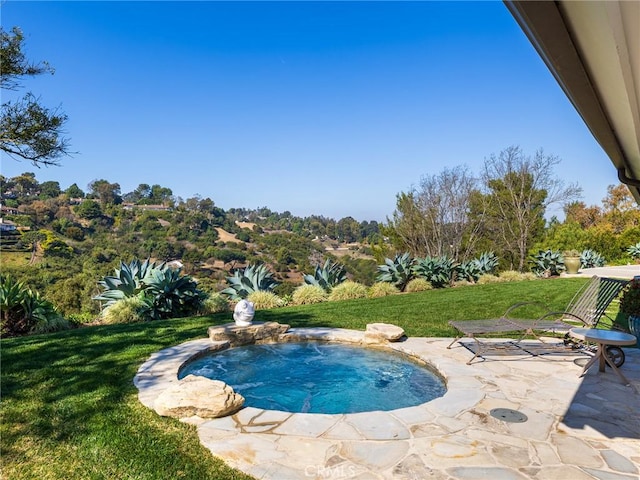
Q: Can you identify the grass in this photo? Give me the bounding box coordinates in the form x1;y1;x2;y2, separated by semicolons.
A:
1;277;591;479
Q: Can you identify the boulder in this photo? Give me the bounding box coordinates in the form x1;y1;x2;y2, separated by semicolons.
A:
154;374;244;419
208;321;290;346
364;323;406;343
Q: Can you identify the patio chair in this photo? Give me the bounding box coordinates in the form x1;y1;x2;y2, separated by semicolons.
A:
448;276;629;364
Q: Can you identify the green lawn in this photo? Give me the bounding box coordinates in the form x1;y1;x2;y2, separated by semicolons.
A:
1;278;590;480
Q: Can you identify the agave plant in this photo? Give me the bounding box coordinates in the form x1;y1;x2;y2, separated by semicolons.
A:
530;249;565;277
413;256;455;288
456;260;482;283
474;252;499;275
0;275;66;337
142;267;204;319
580;249;605;268
627;242;640;260
303;259;347;291
376;252;414;291
221;264;280;300
457;252;499;282
93;258;167;307
94;258;204;321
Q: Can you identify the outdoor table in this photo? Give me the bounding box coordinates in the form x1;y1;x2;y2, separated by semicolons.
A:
569;328;637;385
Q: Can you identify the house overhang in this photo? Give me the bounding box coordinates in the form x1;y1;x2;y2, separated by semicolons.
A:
504;0;640;203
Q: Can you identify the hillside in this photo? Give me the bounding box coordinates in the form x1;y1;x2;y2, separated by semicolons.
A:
0;172;382;317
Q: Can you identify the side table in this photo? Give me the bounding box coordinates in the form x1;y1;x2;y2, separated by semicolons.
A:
569;328;636;385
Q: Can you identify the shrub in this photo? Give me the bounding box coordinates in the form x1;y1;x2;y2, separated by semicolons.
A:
498;270;538;282
291;284;328;305
455;260;481;283
199;293;230;314
477;274;504;285
456;252;499;283
405;278;433;293
328;281;369;301
368;282;400;298
101;297;147;324
620;278;640;316
499;270;525;282
247;291;285;309
32;316;73;334
453;280;475;287
475;252;499;275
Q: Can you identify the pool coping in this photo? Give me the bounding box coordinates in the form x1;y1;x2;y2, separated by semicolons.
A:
134;326;486;441
134;327;640;479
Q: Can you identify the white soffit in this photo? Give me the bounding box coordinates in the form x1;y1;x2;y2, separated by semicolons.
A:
561;1;640;178
506;1;640;203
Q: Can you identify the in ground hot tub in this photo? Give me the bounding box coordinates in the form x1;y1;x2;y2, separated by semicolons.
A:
179;341;446;414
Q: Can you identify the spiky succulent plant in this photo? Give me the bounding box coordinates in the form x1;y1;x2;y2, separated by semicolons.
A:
303;259;347;291
93;258;204;320
412;255;455;288
376;252;414;291
221;264;280;300
580;249;605;268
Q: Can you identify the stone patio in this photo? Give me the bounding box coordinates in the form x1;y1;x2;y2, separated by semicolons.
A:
134;327;640;480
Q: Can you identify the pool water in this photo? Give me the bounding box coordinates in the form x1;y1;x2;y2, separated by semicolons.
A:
179;342;446;414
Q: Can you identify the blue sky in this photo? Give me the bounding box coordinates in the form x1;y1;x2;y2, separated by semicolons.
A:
0;1;620;222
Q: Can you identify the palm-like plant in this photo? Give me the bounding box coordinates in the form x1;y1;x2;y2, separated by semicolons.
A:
221;264;279;300
303;259;347;291
376;253;414;291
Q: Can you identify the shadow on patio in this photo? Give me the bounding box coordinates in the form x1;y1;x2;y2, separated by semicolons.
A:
561;346;640;439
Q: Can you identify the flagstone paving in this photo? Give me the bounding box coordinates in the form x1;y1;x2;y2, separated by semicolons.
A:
135;328;640;480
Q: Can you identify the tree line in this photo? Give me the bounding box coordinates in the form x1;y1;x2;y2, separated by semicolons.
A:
385;146;639;271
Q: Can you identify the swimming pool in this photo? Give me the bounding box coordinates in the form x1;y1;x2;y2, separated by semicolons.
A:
179;341;446;414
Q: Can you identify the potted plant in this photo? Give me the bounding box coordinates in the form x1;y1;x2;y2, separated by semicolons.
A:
619;277;640;344
562;250;581;275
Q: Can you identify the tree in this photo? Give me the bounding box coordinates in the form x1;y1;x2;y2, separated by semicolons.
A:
11;172;38;197
564;201;602;229
388;166;480;259
74;199;102;219
64;183;85;199
88;179;121;205
39;180;61;199
474;146;582;271
601;184;640;233
1;27;70;166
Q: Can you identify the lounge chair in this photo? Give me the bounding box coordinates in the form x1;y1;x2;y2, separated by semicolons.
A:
448;276;629;364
